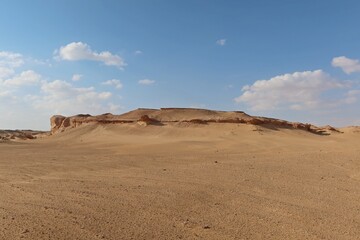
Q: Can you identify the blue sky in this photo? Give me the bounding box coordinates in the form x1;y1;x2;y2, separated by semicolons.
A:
1;0;360;129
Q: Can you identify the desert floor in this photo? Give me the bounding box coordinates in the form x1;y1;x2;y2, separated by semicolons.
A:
1;123;359;240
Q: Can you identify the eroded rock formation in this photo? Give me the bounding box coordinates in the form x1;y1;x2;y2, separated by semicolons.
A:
0;130;47;141
49;108;341;135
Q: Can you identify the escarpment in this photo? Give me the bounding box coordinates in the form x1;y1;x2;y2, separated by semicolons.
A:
49;108;341;135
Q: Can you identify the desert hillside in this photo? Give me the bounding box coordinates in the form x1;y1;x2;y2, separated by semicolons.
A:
1;108;359;240
49;108;340;135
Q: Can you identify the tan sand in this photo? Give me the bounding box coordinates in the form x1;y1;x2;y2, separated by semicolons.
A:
0;118;360;239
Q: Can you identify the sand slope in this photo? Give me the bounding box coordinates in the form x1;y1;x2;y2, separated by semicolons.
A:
1;110;360;239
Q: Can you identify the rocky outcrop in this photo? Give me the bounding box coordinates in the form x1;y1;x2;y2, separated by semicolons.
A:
0;130;47;141
245;118;265;125
50;115;66;134
49;108;341;135
137;115;160;126
50;115;88;134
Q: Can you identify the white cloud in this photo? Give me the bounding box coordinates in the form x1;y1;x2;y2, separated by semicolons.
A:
55;42;127;69
108;102;123;112
0;51;24;68
72;74;83;81
226;84;233;89
98;92;112;99
332;56;360;74
134;50;143;55
344;89;360;104
32;80;113;115
40;80;111;100
216;39;226;46
102;79;123;89
0;67;14;79
138;79;155;85
0;50;124;129
189;104;206;109
4;70;41;86
235;70;346;111
0;90;12;98
0;51;24;80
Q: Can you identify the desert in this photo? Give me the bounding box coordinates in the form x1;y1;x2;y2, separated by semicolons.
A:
1;108;359;240
2;1;360;239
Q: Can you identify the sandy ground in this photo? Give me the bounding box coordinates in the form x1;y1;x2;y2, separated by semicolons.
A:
0;123;360;239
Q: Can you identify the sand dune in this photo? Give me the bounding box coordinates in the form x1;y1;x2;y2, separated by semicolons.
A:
1;108;360;239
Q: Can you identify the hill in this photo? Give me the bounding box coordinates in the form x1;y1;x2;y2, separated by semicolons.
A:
49;108;341;135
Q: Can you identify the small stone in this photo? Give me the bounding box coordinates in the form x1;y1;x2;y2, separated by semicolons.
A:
203;225;211;229
214;161;218;163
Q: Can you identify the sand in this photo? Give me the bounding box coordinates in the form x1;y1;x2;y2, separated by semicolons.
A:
1;121;360;239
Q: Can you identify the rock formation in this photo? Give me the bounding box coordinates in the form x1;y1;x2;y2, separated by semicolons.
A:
137;115;160;126
0;130;47;141
49;108;341;135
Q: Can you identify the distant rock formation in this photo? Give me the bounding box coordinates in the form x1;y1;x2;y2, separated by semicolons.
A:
0;130;47;141
50;114;93;134
49;108;341;135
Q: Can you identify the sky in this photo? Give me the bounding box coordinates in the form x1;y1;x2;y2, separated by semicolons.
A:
1;0;360;130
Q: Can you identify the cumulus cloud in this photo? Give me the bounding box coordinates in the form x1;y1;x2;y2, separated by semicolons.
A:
41;80;111;100
102;79;123;89
332;56;360;74
235;70;346;111
108;102;123;112
0;51;24;68
4;70;41;86
0;51;24;80
138;79;155;85
72;74;83;81
344;89;360;104
55;42;127;69
0;67;14;79
32;80;112;114
216;39;226;46
0;49;125;129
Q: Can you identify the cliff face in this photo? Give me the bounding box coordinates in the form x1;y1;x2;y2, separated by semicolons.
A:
50;108;341;135
50;113;133;134
50;114;93;134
